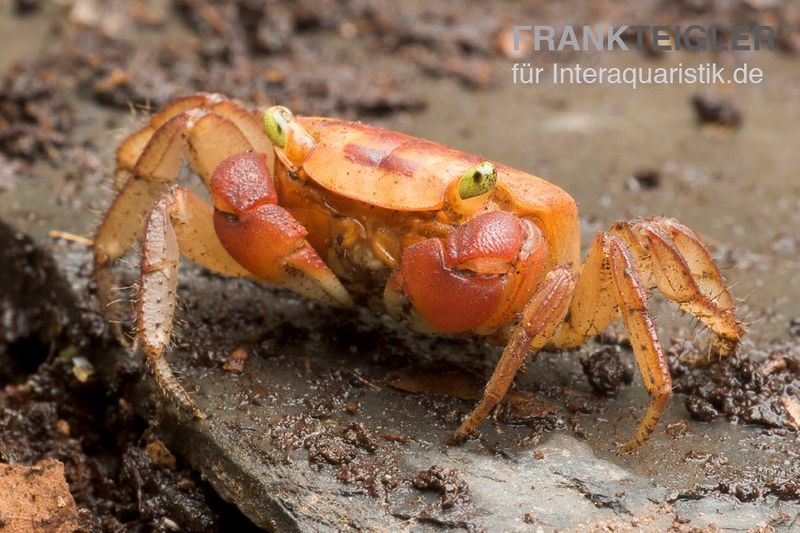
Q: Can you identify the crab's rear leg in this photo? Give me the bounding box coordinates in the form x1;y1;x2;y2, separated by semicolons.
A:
616;218;743;356
552;218;743;451
115;93;273;190
108;153;350;416
138;198;198;415
552;232;672;451
136;187;257;417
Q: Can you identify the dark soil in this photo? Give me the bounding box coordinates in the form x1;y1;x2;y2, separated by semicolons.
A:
0;355;257;531
670;338;800;431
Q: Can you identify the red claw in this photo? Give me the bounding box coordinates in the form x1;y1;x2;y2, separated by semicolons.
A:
210;151;277;214
211;151;307;280
401;239;506;333
214;204;307;280
445;211;526;274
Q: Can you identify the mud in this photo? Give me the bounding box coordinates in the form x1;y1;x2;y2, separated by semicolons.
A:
671;339;800;431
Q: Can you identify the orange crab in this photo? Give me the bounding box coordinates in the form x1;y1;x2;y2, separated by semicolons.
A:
94;93;743;451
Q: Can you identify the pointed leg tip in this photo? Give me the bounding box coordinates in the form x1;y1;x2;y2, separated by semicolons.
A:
710;335;738;358
447;430;470;446
618;439;642;454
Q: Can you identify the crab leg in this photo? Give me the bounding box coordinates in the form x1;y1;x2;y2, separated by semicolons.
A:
137;198;201;416
614;219;742;356
606;238;672;452
115;93;271;189
94;111;259;332
554;217;742;354
167;188;255;278
552;230;677;452
116;94;221;189
138;182;347;417
451;266;574;442
135;188;259;416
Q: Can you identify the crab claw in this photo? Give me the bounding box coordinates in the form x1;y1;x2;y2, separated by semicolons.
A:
400;238;507;332
445;211;527;273
389;211;538;333
210;152;352;308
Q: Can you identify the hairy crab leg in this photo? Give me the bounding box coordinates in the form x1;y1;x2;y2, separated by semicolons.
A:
94;111;258;332
139;181;353;417
617;219;742;356
606;238;672;452
554;217;743;354
450;266;575;442
94;178;171;339
552;230;674;452
551;232;618;348
115;94;223;190
135;188;256;417
115;94;273;187
137;198;203;416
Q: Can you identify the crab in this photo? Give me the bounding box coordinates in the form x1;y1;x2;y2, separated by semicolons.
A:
94;93;743;451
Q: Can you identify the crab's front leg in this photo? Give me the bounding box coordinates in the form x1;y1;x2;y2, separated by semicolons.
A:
450;266;575;442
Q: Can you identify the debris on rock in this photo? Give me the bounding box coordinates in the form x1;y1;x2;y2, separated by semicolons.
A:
671;342;800;430
145;438;178;470
222;347;249;373
581;347;634;397
412;466;470;510
627;169;662;191
691;91;743;128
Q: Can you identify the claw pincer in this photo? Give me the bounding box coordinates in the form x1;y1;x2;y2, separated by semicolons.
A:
211;151;352;308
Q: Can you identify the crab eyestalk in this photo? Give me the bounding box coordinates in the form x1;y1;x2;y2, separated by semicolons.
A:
459;161;497;199
446;160;498;218
262;106;315;166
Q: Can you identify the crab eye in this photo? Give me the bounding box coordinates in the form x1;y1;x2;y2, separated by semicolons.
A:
263;106;293;148
458;161;497;199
